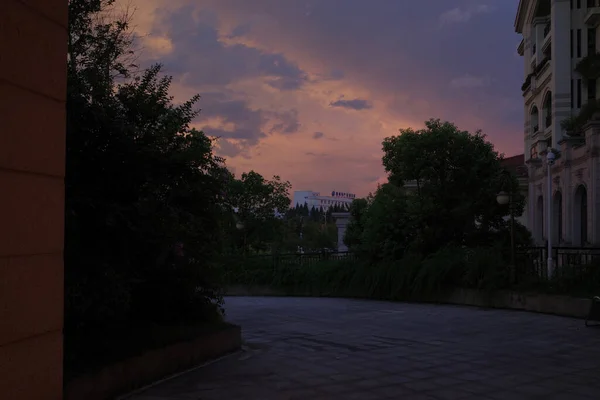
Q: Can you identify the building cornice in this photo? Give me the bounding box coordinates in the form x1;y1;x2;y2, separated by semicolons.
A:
517;39;525;56
515;0;529;33
516;0;542;34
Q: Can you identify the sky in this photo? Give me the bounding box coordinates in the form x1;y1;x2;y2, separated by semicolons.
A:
117;0;523;197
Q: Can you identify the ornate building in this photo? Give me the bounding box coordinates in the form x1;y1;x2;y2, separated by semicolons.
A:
516;0;600;245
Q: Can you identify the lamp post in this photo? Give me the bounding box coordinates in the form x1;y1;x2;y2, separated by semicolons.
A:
496;174;515;271
546;150;556;278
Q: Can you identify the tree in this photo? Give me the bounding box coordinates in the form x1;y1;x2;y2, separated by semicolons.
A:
344;184;411;261
65;0;228;332
227;171;291;253
381;119;524;254
344;198;370;250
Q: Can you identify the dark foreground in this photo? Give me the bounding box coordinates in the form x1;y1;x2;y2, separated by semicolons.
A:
127;296;600;399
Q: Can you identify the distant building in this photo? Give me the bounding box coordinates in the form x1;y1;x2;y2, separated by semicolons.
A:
292;190;356;210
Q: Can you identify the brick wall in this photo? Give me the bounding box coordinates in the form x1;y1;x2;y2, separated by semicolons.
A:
0;0;66;399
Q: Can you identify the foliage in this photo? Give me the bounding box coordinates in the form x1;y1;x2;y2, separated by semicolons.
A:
65;0;227;336
379;119;524;254
225;171;291;253
225;244;600;300
345;184;411;261
223;245;515;299
343;198;369;250
560;99;600;134
228;171;291;221
575;52;600;80
277;211;338;254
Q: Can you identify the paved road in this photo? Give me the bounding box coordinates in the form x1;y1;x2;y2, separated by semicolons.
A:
129;297;600;399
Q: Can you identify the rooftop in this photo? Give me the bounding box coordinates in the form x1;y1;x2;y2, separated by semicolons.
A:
500;154;528;178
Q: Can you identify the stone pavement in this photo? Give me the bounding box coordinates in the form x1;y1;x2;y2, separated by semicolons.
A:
128;297;600;399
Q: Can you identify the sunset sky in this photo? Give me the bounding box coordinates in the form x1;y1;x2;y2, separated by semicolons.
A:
119;0;523;197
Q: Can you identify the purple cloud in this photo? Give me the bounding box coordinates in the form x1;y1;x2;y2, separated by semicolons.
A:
330;99;373;110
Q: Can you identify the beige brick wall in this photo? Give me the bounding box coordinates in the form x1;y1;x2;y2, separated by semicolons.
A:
0;0;66;399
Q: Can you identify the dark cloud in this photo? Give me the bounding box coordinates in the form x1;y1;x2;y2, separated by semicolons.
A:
198;0;524;151
313;131;324;139
268;109;300;134
216;138;245;157
196;93;300;156
155;6;308;90
305;151;328;157
329;99;373;111
142;0;526;163
199;95;265;142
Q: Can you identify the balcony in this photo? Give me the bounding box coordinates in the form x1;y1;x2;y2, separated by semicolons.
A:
584;7;600;27
536;58;552;86
521;74;533;92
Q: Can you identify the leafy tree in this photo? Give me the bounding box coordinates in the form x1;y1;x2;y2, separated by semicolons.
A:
65;0;228;334
380;119;524;254
343;198;369;250
227;171;291;253
344;184;410;261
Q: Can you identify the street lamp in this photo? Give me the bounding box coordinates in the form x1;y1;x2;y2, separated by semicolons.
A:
496;177;515;271
547;150;556;278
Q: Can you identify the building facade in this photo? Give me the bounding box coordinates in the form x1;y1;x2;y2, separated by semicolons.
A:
292;190;356;210
1;0;66;398
516;0;600;246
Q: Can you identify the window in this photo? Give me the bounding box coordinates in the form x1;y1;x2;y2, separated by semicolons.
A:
588;0;596;7
571;0;574;8
578;79;583;108
571;79;574;108
589;78;597;100
577;29;582;58
578;0;582;8
589;28;597;54
571;30;574;58
530;145;538;160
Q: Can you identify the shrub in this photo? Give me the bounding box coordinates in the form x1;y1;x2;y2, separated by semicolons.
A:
223;245;514;301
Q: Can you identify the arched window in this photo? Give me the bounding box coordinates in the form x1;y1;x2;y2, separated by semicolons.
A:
530;105;539;133
543;91;552;128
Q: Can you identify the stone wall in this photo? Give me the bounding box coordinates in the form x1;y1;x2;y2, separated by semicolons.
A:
0;0;67;399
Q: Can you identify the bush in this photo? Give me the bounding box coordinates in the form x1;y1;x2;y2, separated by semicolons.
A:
223;246;514;301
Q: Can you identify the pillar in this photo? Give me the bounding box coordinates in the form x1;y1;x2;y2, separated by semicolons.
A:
551;0;573;146
332;212;350;252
